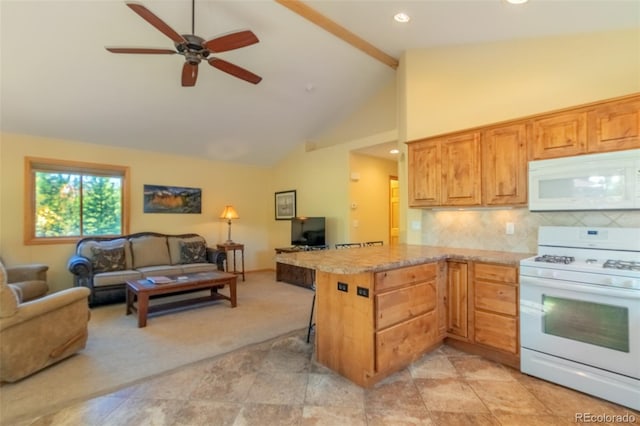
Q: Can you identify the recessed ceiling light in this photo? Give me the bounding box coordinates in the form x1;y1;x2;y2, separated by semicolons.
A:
393;12;410;23
389;149;400;155
506;0;528;4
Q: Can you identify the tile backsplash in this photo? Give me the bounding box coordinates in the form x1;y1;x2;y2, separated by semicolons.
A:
420;208;640;254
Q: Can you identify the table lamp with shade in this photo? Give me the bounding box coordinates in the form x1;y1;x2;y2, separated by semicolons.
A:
219;205;239;244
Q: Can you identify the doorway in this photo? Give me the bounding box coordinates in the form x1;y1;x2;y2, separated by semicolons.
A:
389;176;399;245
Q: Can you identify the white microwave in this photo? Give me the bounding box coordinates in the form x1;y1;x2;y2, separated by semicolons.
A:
528;149;640;211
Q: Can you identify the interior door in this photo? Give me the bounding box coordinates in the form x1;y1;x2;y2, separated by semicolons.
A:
389;176;399;245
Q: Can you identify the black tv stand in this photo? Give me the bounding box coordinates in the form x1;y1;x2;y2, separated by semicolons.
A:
274;245;328;288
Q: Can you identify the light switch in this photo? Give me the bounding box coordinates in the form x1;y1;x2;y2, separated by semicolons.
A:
506;222;515;235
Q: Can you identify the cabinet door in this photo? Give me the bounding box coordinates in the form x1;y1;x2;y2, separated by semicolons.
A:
531;111;587;159
376;310;437;373
482;123;528;205
446;261;468;339
376;281;436;330
587;97;640;153
441;133;482;206
474;311;518;354
408;140;440;207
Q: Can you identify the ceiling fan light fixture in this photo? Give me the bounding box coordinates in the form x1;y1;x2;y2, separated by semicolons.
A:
393;12;410;23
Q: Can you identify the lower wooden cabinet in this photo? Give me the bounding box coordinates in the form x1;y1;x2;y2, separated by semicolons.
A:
446;261;468;339
315;262;441;387
444;261;520;368
472;262;519;356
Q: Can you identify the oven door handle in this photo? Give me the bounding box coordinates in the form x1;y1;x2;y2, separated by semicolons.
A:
520;276;640;300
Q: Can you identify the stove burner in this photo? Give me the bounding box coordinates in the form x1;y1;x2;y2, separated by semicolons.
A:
534;255;575;264
603;260;640;271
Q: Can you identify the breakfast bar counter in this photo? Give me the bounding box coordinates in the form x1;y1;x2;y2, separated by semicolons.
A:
275;244;531;274
276;244;532;387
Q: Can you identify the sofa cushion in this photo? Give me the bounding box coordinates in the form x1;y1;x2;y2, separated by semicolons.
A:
167;236;206;265
91;246;126;273
179;241;207;264
78;238;132;270
131;236;170;269
92;270;143;287
180;263;220;274
137;265;184;276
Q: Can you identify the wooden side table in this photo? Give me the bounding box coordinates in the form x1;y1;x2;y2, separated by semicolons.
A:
217;243;245;281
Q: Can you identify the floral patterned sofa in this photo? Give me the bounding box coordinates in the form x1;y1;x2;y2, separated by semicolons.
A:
68;232;225;307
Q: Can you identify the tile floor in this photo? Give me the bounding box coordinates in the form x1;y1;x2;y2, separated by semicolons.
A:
16;332;639;425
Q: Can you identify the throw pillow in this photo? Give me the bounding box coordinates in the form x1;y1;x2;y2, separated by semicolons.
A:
91;246;126;273
180;241;207;264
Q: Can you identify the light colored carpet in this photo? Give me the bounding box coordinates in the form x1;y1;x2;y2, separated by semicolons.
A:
0;271;313;424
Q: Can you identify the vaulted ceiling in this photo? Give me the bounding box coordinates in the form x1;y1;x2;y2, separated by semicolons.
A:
1;1;638;166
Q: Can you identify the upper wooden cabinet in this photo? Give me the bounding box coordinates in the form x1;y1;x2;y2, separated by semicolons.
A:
408;140;440;207
441;133;482;206
408;132;481;207
530;111;587;159
482;123;528;205
587;97;640;153
530;94;640;160
407;92;640;208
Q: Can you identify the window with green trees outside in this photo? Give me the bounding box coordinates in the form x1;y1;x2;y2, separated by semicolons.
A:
25;158;130;244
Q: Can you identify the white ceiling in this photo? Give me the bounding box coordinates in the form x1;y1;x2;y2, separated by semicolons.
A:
1;1;638;166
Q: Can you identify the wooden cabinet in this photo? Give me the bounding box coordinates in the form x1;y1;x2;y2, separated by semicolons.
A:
446;261;468;339
587;96;640;153
408;93;640;208
531;111;587;159
407;132;481;207
472;263;519;356
530;93;640;160
315;262;441;387
482;123;528;205
408;140;440;207
441;133;482;206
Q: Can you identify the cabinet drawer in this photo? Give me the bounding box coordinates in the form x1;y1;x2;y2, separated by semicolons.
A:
474;311;518;354
474;263;517;283
475;282;517;316
376;281;436;330
375;263;437;292
376;310;437;373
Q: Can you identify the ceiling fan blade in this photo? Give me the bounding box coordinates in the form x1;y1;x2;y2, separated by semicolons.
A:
126;2;186;45
182;62;199;87
204;30;259;53
208;58;262;84
106;47;176;54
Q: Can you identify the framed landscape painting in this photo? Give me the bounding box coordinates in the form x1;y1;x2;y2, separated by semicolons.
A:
143;184;202;214
275;190;296;220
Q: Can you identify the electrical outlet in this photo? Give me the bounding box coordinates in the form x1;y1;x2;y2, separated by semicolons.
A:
506;222;515;235
356;286;369;298
337;282;348;292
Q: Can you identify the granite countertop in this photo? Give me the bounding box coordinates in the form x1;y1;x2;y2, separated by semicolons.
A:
275;244;534;274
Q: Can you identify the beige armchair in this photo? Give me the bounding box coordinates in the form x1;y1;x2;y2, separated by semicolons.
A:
0;260;91;383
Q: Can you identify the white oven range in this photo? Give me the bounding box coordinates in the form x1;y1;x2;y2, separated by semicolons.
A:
520;226;640;410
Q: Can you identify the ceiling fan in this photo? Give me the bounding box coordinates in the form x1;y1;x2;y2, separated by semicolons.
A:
105;1;262;87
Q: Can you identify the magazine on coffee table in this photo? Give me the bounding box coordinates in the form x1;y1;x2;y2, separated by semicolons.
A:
145;276;174;285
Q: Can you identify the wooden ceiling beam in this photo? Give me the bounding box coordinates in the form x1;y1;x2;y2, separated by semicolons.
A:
274;0;399;70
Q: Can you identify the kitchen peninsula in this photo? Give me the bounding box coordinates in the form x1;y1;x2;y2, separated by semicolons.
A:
275;244;531;387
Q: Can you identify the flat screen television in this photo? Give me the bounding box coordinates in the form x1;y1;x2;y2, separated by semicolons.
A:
291;217;326;247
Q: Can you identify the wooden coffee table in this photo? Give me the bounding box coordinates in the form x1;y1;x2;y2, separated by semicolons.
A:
125;271;237;327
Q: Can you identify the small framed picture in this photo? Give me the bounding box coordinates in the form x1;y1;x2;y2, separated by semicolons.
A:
275;190;296;220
